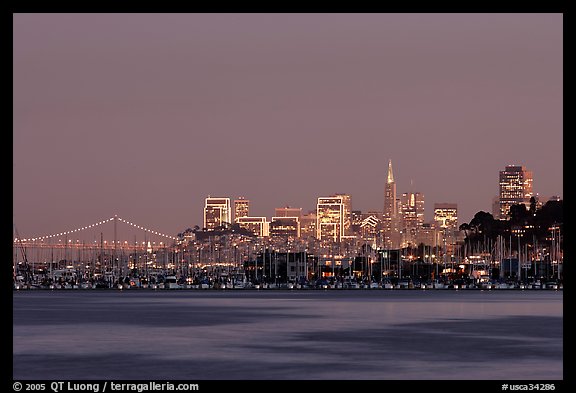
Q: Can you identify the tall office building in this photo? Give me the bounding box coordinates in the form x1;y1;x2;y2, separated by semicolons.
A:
360;215;381;240
300;211;317;239
316;196;345;241
236;216;269;237
333;193;352;236
203;197;231;230
492;196;500;219
269;217;300;238
434;203;461;258
400;192;425;229
383;159;399;248
234;197;250;222
400;191;425;247
274;206;302;219
350;210;364;236
434;203;458;230
499;165;533;219
416;222;438;248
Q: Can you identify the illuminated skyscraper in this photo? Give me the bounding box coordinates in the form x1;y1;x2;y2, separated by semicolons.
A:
300;211;317;239
499;165;533;219
400;192;425;229
360;215;381;240
236;216;269;237
434;203;458;230
316;196;345;241
234;197;250;222
434;203;460;258
400;191;425;247
269;217;300;238
274;206;302;219
334;193;352;236
203;197;231;230
383;159;399;248
415;222;438;248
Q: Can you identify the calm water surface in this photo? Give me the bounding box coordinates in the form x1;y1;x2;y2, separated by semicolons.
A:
13;290;563;380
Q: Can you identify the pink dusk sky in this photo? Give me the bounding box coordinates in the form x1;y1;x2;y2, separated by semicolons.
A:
13;13;563;242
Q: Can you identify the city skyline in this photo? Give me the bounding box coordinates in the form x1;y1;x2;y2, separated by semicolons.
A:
13;13;563;240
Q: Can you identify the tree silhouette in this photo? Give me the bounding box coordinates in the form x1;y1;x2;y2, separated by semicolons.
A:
461;200;563;250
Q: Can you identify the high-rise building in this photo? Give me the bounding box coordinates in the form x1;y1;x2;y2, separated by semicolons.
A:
400;192;425;229
350;210;363;236
383;159;399;248
203;197;231;230
351;210;363;224
269;217;300;238
316;196;345;241
236;217;269;237
274;206;302;219
400;191;425;247
300;211;317;239
360;215;381;240
334;193;352;236
499;165;533;219
434;203;458;230
492;196;500;219
234;197;250;222
415;222;439;248
434;203;460;257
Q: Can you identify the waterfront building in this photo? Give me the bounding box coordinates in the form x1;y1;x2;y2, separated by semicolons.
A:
499;165;533;219
204;197;231;230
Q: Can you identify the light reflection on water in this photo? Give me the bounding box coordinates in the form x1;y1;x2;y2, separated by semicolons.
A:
13;290;562;380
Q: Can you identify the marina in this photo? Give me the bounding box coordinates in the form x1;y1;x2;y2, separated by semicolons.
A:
12;215;563;292
13;12;564;385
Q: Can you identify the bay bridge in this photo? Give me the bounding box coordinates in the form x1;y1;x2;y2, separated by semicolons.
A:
13;215;564;291
12;215;269;288
12;214;356;289
12;215;190;286
14;215;178;251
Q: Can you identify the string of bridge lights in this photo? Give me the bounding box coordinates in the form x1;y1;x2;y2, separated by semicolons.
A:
117;217;177;240
15;216;178;242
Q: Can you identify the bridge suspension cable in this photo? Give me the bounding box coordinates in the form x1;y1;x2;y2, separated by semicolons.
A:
14;216;178;242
